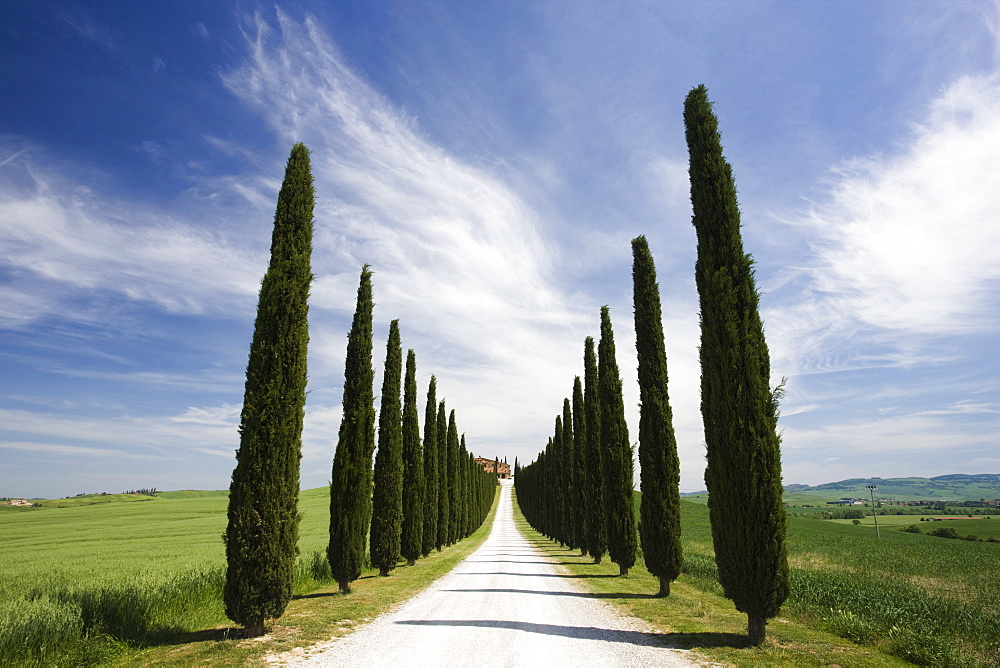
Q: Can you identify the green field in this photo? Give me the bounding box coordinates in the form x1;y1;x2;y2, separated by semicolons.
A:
831;514;1000;539
0;487;341;666
5;487;999;666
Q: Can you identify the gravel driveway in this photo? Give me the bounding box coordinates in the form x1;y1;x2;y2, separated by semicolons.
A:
288;479;701;667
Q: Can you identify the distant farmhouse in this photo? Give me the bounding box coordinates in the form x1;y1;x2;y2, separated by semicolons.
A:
474;457;511;479
827;498;866;506
8;499;33;507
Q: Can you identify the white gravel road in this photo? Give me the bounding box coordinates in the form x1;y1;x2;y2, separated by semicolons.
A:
286;479;702;667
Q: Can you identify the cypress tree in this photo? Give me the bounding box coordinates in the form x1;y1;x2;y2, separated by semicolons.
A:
583;336;607;564
572;376;588;557
561;397;576;549
421;377;438;557
598;306;637;576
401;350;423;566
328;266;376;594
446;409;460;544
684;84;789;645
632;235;683;597
370;320;403;576
553;414;565;545
435;400;449;550
224;142;313;637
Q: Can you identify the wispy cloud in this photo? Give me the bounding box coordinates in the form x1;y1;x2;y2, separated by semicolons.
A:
0;150;266;328
768;72;1000;377
221;10;597;454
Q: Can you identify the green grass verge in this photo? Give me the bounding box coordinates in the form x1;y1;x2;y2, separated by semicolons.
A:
515;488;997;666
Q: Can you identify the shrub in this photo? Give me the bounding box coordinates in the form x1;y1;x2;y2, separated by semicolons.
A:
900;524;921;533
928;527;960;539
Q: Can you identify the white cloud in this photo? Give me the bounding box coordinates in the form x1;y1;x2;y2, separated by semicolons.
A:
220;10;600;468
764;72;1000;385
0;151;266;328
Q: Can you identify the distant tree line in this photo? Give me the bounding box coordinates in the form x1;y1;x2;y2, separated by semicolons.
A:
224;143;498;637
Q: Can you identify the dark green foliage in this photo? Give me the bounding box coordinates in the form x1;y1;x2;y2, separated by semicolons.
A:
328;266;377;594
553;414;565;545
583;336;607;563
421;377;438;556
632;235;683;596
684;84;788;644
400;350;423;566
572;376;588;556
561;398;576;549
446;409;460;545
435;400;449;550
370;321;403;576
224;143;313;636
598;306;637;576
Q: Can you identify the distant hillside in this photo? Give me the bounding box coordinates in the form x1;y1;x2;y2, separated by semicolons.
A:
793;474;1000;501
684;474;1000;503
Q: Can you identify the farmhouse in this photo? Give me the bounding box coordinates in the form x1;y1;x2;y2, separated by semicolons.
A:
474;456;511;479
8;499;32;507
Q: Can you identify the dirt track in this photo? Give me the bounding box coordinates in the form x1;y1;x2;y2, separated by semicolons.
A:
284;479;700;667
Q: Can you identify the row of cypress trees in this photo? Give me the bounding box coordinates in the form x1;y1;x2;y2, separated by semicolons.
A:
223;144;496;637
517;85;788;645
329;267;497;593
516;255;678;586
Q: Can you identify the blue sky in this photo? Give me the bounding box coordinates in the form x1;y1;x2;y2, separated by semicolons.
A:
2;1;998;499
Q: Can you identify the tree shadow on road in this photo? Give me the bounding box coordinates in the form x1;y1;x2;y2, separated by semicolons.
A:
441;587;657;600
395;619;748;649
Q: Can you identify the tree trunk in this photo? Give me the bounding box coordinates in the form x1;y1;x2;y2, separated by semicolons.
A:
657;576;671;597
243;618;266;638
748;614;767;646
580;548;588;557
407;558;416;567
593;554;603;565
379;567;390;577
619;564;629;576
338;579;351;595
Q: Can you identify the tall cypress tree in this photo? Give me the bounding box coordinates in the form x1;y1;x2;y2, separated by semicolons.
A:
632;235;683;597
435;400;449;550
328;266;376;594
446;409;460;545
561;397;576;549
421;377;439;556
224;143;313;637
401;350;423;566
370;321;403;576
583;336;607;564
572;376;588;557
598;306;637;576
684;84;789;645
553;414;565;545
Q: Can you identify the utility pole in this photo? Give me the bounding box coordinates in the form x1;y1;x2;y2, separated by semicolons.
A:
867;484;880;538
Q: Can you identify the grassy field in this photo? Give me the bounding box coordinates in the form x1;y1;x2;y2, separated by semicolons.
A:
0;486;500;667
514;491;1000;667
829;514;1000;539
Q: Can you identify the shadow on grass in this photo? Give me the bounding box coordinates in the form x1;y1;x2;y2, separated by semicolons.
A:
152;627;240;646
